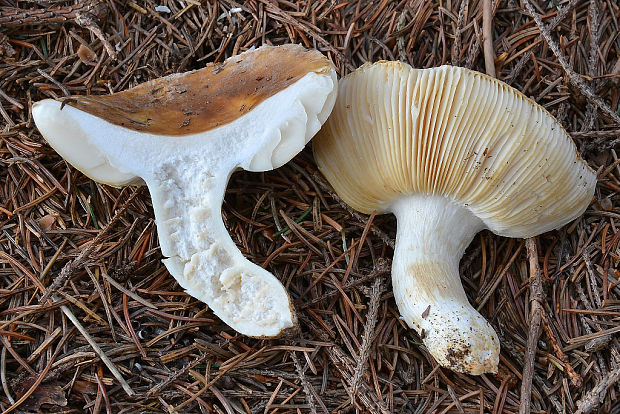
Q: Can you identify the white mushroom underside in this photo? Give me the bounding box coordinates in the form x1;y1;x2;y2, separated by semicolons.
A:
33;69;337;337
315;64;596;237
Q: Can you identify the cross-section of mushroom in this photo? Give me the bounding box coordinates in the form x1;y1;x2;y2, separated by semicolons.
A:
313;62;596;374
32;44;338;337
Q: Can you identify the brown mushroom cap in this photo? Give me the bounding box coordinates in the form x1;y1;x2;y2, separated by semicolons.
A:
64;44;331;136
34;44;336;187
313;62;596;238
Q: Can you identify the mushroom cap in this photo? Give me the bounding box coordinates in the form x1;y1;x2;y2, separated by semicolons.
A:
313;62;596;238
33;44;337;185
31;44;338;338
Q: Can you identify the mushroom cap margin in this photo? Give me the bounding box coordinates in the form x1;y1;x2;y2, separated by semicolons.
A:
313;62;596;238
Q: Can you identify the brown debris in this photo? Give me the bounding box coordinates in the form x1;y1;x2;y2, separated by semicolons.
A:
0;34;15;58
76;44;98;66
13;378;66;412
0;0;619;412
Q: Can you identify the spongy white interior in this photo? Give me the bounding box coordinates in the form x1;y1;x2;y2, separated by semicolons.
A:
32;68;337;337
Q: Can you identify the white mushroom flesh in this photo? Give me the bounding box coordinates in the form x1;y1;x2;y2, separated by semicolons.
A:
33;45;337;337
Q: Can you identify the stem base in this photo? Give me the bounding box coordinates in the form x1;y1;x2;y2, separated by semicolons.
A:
390;195;499;374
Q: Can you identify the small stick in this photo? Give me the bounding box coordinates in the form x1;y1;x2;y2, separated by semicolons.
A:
100;271;157;309
39;189;140;304
452;1;467;66
290;351;323;414
575;366;620;414
540;312;582;386
350;277;384;403
395;8;409;62
519;238;544;414
300;260;390;309
522;0;620;124
0;0;115;59
172;352;248;412
60;303;135;396
482;0;496;77
74;11;116;60
0;0;107;28
571;129;620;138
1;348;57;414
0;347;14;405
312;172;394;249
122;294;147;358
146;355;207;397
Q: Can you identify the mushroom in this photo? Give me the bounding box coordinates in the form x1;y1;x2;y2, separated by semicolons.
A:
32;44;338;337
313;62;596;374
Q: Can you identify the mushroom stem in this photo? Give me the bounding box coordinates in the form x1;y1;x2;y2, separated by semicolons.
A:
142;160;297;338
390;195;499;375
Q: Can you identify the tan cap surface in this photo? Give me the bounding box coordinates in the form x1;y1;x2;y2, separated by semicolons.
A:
64;44;331;136
314;62;596;237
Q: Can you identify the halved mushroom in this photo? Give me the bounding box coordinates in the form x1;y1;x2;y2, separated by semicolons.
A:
313;62;596;374
33;44;338;337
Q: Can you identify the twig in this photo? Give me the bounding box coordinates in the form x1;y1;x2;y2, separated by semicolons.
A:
146;355;208;397
519;238;544;414
540;312;582;386
256;0;343;60
0;347;13;405
396;7;409;62
522;0;620;124
122;294;147;358
39;189;140;304
100;271;157;309
465;19;482;69
300;315;391;414
1;347;58;414
210;385;235;414
0;0;107;28
482;0;496;77
452;1;467;66
299;260;390;309
575;365;620;414
60;304;134;396
446;384;466;414
583;0;601;130
290;351;320;414
74;12;116;60
172;352;248;412
571;129;620;138
349;277;384;404
0;0;115;60
36;69;70;97
312;172;394;249
506;0;580;85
